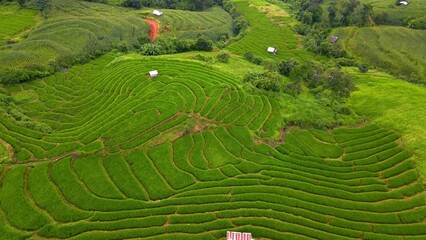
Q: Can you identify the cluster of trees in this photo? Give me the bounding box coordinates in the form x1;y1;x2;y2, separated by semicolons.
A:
122;0;223;10
241;52;358;128
118;36;214;55
4;0;225;11
282;0;375;57
191;51;230;63
243;52;356;107
403;16;426;30
285;0;372;27
4;0;49;10
222;0;249;38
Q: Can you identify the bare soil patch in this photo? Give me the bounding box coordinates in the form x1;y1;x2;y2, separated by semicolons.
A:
145;19;159;43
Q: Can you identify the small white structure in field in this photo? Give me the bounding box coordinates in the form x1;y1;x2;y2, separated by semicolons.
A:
398;1;409;6
267;47;277;54
153;10;163;16
149;70;158;77
330;35;339;43
227;231;252;240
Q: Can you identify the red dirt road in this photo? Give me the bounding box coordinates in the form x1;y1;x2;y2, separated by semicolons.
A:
145;19;159;43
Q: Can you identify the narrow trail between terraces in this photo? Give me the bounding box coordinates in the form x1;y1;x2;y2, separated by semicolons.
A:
145;19;159;43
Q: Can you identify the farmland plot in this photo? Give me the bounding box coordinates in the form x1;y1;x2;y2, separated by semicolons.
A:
0;54;425;239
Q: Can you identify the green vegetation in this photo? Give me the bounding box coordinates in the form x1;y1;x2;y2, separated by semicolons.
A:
319;0;426;27
0;0;149;84
1;53;279;161
0;0;425;239
0;52;423;239
334;26;426;83
0;140;10;162
150;6;233;40
347;68;426;180
358;0;426;26
0;2;38;45
226;0;314;60
122;0;223;11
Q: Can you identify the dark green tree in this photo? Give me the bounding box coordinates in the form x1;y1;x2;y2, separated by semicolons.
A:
140;43;162;55
327;1;337;26
325;68;355;106
17;0;26;8
243;72;282;92
35;0;49;17
357;4;373;26
122;0;142;9
194;36;213;51
339;0;359;26
278;59;297;77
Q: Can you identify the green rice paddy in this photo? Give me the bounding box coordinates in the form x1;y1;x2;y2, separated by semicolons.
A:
360;0;426;24
151;6;233;40
347;68;426;181
0;53;425;239
0;2;38;45
0;0;425;239
333;26;426;83
226;0;314;60
0;0;149;82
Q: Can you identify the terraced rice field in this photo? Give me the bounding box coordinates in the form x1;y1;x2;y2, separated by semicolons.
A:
359;0;426;24
333;26;426;82
152;7;233;40
321;0;426;25
0;0;149;82
0;3;38;45
0;54;425;239
226;0;313;60
346;68;426;181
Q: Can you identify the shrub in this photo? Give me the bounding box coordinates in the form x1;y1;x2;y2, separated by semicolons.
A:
122;0;142;9
216;51;230;63
252;56;263;65
336;57;357;67
243;72;283;92
278;59;297;77
262;59;278;72
243;51;253;61
117;41;130;53
194;54;212;63
407;17;426;29
194;36;213;51
140;43;162;55
358;64;368;73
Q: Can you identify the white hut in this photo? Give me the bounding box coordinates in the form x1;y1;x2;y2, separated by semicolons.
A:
267;47;277;54
330;35;339;43
149;70;158;77
153;10;163;16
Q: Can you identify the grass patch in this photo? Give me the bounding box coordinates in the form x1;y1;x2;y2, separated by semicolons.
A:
0;2;38;45
226;0;314;60
333;26;426;83
347;68;426;180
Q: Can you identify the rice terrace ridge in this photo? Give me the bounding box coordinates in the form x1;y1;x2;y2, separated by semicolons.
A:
0;0;425;239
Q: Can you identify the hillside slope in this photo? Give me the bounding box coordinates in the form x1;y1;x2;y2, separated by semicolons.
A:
0;2;38;46
0;0;149;84
347;68;426;180
152;6;233;40
333;26;426;83
226;0;314;60
0;54;425;239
